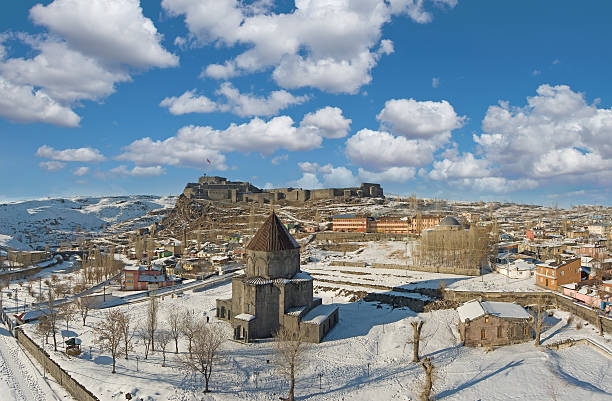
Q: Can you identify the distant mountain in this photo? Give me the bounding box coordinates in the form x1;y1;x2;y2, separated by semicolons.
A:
0;195;176;250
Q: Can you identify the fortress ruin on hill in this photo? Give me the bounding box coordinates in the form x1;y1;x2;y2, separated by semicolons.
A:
182;175;383;203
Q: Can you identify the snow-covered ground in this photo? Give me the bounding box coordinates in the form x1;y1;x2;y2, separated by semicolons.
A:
0;323;73;400
18;280;611;401
0;195;176;250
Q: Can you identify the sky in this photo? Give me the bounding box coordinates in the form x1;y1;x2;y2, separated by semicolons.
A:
1;0;611;206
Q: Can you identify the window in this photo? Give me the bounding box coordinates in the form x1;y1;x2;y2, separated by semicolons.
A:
560;271;564;276
485;317;489;323
481;328;486;340
497;326;502;337
247;303;250;313
523;327;528;336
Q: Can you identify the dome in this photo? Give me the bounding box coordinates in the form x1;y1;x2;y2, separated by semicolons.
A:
439;216;461;227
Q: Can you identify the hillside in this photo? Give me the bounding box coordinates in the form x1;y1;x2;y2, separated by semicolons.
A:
0;195;176;250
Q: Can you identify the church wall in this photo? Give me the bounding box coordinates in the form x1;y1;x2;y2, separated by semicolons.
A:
254;284;280;338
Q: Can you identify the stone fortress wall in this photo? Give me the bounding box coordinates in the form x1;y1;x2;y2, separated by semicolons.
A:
182;175;383;203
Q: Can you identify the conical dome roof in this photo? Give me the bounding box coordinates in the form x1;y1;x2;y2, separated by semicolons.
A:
246;212;300;252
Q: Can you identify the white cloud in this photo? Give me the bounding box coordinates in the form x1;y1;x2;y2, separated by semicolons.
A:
358;166;415;183
457;177;538;194
428;152;490;180
0;0;177;127
293;172;323;189
30;0;178;68
111;165;166;177
39;161;66;171
117;107;348;169
164;0;453;94
160;90;218;115
1;38;130;104
377;98;465;138
475;84;612;181
345;129;442;170
293;162;360;188
432;77;439;88
36;145;106;162
73;166;90;176
322;166;359;187
160;83;308;117
0;77;80;127
300;106;352;139
271;154;288;165
216;82;308;117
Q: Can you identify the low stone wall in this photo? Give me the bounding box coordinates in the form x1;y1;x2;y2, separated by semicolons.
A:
14;328;100;401
329;261;368;268
0;266;45;281
370;263;480;276
314;232;412;242
546;338;612;359
364;292;426;312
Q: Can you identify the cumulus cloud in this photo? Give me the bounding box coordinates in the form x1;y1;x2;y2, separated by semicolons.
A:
345;129;442;170
358;166;416;183
456;177;538;194
160;83;308;117
111;165;166;177
0;0;176;126
73;166;90;176
36;145;106;162
293;162;359;188
0;77;80;127
475;84;612;183
119;106;348;169
428;152;490;180
39;160;66;171
30;0;178;68
271;154;288;165
216;82;308;117
300;106;352;139
377;98;465;138
164;0;454;93
160;90;219;114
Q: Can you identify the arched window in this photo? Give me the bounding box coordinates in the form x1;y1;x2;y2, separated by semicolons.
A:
481;328;486;340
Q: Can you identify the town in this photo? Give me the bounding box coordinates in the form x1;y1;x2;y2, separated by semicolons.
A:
0;174;610;401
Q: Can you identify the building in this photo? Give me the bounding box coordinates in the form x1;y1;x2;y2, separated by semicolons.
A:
372;216;411;234
457;299;533;347
216;212;338;343
561;283;611;312
409;214;443;233
332;214;375;232
183;174;383;204
578;244;606;258
122;265;177;291
535;258;581;291
497;259;537;279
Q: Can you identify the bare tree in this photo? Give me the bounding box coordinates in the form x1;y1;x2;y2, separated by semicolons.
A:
46;288;59;351
118;312;134;360
166;311;182;353
76;296;92;326
157;329;171;367
182;310;199;357
36;316;52;348
94;309;125;373
410;320;424;362
137;325;152;360
533;296;545;346
419;357;434;401
274;326;307;401
59;302;76;332
146;297;159;352
182;322;224;393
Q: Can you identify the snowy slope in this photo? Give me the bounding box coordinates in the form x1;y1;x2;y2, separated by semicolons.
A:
0;195;176;250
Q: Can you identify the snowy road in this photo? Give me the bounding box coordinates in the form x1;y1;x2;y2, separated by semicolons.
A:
0;325;60;401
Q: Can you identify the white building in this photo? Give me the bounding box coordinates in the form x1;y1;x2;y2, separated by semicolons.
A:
497;259;537;279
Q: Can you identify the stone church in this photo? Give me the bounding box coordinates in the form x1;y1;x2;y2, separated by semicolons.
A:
216;212;338;343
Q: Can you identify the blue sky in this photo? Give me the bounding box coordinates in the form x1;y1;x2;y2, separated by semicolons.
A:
1;0;611;206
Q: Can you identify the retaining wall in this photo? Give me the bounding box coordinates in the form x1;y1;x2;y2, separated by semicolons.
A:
370;263;480;276
14;328;100;401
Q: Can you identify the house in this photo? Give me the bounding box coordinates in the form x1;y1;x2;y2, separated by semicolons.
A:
216;212;338;343
535;258;581;291
561;282;611;312
457;299;533;347
497;259;537;279
122;265;177;291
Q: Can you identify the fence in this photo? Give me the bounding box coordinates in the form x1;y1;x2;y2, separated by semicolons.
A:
14;328;100;401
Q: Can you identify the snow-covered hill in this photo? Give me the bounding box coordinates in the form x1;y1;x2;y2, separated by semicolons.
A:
0;195;176;250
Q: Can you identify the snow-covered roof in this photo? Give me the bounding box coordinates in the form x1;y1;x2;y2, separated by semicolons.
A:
234;313;255;321
292;271;313;281
301;304;337;325
457;299;531;323
286;305;307;316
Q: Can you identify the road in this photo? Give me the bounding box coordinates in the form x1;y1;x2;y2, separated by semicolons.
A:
0;324;61;401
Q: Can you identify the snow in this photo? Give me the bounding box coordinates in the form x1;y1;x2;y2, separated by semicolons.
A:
234;314;256;321
457;300;532;322
301;304;337;325
0;195;176;250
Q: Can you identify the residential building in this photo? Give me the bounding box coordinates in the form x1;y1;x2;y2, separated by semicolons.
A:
535;258;581;291
332;214;375;232
122;265;177;291
497;259;537;279
372;216;411;234
457;299;533;347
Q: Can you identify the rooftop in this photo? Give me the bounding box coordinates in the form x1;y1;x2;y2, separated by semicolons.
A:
457;299;531;323
245;212;300;252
